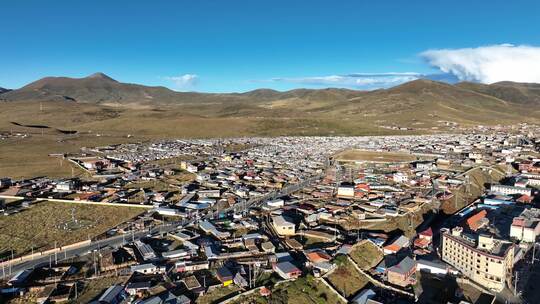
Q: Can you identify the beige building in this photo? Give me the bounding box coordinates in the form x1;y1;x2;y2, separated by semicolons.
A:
510;208;540;243
441;227;515;292
272;215;296;236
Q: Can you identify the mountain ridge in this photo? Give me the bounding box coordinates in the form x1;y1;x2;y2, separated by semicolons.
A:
1;73;539;127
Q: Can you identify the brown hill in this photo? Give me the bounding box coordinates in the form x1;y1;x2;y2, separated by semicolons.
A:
457;81;540;105
1;74;539;127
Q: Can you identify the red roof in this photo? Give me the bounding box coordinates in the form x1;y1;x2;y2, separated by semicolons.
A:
418;227;433;238
467;210;487;231
517;195;533;203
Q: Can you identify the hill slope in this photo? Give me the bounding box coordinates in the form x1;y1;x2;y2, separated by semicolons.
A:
457;81;540;105
1;74;539;129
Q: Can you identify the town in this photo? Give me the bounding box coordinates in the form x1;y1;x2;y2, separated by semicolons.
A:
1;124;540;304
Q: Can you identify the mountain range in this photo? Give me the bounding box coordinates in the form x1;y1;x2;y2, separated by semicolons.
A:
2;72;540;107
1;73;539;136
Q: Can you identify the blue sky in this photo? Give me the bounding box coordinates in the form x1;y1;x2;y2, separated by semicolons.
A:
1;0;540;92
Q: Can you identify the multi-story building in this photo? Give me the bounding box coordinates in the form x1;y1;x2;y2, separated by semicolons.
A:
510;208;540;243
490;184;532;196
441;227;515;292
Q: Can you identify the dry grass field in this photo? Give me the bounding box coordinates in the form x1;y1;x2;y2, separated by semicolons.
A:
350;241;383;270
327;256;369;298
0;100;411;179
0;201;144;256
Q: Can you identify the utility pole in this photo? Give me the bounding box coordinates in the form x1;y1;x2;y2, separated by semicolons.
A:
10;250;13;275
532;243;537;264
514;270;519;294
93;251;97;277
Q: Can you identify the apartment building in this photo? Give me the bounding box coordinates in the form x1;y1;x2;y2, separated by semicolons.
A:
490;184;532;196
441;227;515;292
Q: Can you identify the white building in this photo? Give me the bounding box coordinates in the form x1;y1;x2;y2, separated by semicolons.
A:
510;208;540;243
490;184;532;196
272;215;296;236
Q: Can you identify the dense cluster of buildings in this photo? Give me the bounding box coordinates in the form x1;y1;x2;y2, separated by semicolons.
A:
1;124;540;303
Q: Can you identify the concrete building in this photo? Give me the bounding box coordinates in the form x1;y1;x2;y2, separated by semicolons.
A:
272;215;296;236
441;227;515;292
337;183;355;198
510;208;540;243
273;261;302;280
387;256;417;287
490;184;532;196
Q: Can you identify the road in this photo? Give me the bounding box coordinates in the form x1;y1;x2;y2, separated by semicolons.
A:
2;173;325;279
1;222;180;279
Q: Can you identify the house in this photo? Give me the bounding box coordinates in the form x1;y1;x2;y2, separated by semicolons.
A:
93;285;127;304
416;258;448;276
305;250;332;264
134;240;157;262
216;266;234;286
131;263;166;275
351;288;377;304
466;210;488;231
414;227;433;249
387;256;416;287
140;292;191;304
272;215;296;236
175;261;209;272
261;241;276;253
383;235;409;255
337;183;355;198
0;177;12;188
125;281;152;296
273;262;302;280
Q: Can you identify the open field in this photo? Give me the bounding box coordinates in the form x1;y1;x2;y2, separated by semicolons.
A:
271;275;344;304
335;149;420;163
327;256;369;298
0;101;408;179
0;201;144;256
350;241;383;270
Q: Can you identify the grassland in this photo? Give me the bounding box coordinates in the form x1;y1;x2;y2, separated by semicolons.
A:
272;275;344;304
0;201;144;256
0;100;424;179
350;241;383;270
327;256;369;298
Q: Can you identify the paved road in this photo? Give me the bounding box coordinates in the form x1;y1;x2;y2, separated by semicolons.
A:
2;173;324;279
1;222;181;279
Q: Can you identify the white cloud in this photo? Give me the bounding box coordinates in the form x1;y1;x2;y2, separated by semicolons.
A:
421;44;540;84
164;74;199;89
269;73;421;89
